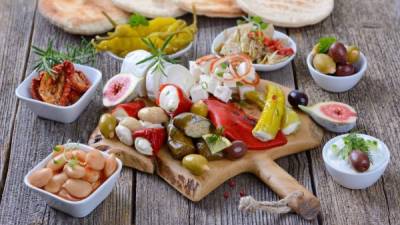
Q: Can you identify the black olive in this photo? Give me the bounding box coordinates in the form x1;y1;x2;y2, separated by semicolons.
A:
328;42;347;64
224;141;247;160
349;150;370;172
288;90;308;108
336;63;356;76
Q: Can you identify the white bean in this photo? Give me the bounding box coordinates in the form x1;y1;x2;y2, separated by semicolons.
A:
104;155;118;177
62;179;92;198
82;167;100;183
58;188;80;201
72;150;87;162
28;168;53;188
119;117;142;132
63;164;86;179
44;172;68;193
85;150;106;170
138;107;169;124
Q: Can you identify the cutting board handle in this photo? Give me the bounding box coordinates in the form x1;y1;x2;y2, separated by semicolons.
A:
253;157;320;220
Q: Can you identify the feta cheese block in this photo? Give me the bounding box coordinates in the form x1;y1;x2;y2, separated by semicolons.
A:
213;85;232;103
190;84;209;102
199;75;221;94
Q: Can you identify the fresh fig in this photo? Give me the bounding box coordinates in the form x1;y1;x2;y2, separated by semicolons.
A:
299;101;357;133
102;73;145;107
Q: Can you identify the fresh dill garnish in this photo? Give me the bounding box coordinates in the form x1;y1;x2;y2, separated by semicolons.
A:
332;133;378;160
32;39;96;79
136;35;177;76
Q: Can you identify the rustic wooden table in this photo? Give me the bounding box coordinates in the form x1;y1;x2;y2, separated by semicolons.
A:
0;0;399;224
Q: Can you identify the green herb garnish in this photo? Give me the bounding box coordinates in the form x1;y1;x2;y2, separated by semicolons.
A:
206;127;225;145
129;13;149;27
216;71;224;77
32;39;96;79
136;35;177;76
53;145;62;152
236;82;244;87
317;37;336;53
220;63;228;70
237;15;268;30
332;133;378;160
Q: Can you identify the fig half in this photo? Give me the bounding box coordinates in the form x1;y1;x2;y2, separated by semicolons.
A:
102;73;144;107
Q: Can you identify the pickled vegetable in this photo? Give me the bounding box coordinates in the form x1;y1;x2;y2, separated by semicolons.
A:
173;113;211;138
244;90;265;110
190;100;208;117
99;113;117;139
182;154;209;176
313;54;336;74
223;141;247;160
92;14;197;58
196;139;223;161
167;123;196;160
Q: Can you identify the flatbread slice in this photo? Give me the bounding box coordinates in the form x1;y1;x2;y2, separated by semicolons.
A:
112;0;187;18
174;0;244;18
38;0;130;35
236;0;334;27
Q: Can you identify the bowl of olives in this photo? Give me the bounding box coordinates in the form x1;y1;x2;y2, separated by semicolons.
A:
307;37;367;92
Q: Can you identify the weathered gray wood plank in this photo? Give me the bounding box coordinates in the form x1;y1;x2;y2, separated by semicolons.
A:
0;0;37;199
0;10;134;225
135;17;318;225
289;0;400;224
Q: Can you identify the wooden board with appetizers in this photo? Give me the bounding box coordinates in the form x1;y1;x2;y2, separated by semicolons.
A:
17;0;392;222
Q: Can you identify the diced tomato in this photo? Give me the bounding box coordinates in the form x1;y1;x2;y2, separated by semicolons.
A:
277;48;294;56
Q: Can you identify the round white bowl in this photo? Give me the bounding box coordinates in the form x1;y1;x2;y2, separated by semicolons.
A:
307;52;367;92
24;143;122;218
322;134;390;189
107;41;194;61
211;27;296;72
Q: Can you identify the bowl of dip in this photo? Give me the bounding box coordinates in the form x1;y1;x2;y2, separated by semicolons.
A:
322;133;390;189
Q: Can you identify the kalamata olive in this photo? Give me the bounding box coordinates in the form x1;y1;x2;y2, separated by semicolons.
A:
190;100;208;117
63;164;86;179
86;150;106;170
28;168;53;188
288;90;309;108
62;179;93;198
336;63;356;76
99;113;117;139
182;154;209;176
44;172;68;193
349;150;370;172
347;45;360;64
223;141;248;160
104;155;118;177
328;42;347;63
83;166;101;183
313;54;336;74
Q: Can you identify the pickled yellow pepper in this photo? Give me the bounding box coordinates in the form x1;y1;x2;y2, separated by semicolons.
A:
252;83;286;142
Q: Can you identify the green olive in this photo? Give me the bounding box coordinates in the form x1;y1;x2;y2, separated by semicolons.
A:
347;45;360;64
182;154;209;176
99;113;117;139
311;43;320;55
313;54;336;74
190;100;208;117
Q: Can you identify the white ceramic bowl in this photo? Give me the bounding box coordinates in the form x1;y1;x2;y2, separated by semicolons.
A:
24;143;122;218
107;41;194;61
211;27;296;72
322;134;390;189
15;64;102;123
307;52;367;92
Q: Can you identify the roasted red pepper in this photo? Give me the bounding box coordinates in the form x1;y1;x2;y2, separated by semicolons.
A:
133;127;166;155
204;99;287;150
157;84;192;117
112;100;146;119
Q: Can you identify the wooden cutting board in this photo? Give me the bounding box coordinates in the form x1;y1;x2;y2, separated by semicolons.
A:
88;79;324;220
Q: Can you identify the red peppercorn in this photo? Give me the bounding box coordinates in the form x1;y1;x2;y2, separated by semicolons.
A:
239;190;246;197
228;179;236;188
223;191;229;199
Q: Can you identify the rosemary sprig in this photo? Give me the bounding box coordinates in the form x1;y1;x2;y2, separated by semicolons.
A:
32;39;96;79
136;35;177;76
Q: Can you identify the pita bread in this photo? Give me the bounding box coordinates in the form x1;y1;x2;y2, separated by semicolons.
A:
38;0;130;35
236;0;334;27
112;0;187;18
174;0;244;18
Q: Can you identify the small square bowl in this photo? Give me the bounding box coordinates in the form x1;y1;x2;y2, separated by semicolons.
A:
15;64;102;123
24;143;122;218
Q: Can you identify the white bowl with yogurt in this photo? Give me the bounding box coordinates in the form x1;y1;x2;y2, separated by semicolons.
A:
322;133;390;189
